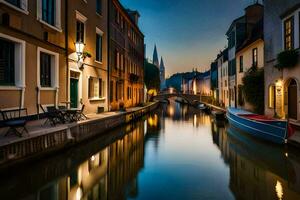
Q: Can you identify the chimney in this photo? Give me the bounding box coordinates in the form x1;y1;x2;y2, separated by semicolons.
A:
245;3;264;35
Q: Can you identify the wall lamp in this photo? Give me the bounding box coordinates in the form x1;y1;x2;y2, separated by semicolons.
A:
75;41;85;69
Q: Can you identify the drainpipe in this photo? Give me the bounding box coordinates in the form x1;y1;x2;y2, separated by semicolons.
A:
65;0;69;107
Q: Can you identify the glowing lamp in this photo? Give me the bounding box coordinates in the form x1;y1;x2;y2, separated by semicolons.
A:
75;42;85;57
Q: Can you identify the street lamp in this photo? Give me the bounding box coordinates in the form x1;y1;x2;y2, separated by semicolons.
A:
75;41;85;61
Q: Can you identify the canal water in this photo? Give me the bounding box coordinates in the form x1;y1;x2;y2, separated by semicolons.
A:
1;99;300;200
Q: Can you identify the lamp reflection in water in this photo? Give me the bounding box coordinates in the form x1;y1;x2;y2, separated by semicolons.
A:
76;187;83;200
275;180;283;200
168;106;175;117
193;114;197;127
148;114;158;127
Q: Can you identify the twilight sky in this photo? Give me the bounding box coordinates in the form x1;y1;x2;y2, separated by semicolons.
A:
121;0;258;77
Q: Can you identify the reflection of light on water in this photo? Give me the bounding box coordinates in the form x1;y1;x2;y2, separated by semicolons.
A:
91;155;95;161
168;106;174;117
148;114;158;127
76;187;83;200
193;114;197;126
285;152;288;157
275;181;283;200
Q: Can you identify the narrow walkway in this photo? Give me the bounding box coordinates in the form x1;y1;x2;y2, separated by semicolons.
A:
0;105;150;147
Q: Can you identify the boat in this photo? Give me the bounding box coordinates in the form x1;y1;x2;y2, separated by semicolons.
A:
226;108;294;144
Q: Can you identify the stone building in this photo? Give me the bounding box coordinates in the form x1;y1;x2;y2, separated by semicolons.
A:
236;11;264;111
225;3;263;108
108;0;144;111
217;48;229;107
67;0;108;114
264;0;300;122
0;0;67;115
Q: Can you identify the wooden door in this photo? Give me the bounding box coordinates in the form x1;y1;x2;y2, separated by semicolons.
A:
70;78;79;108
288;80;297;120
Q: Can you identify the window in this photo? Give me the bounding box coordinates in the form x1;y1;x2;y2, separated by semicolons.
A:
42;0;55;26
5;0;20;7
96;0;102;14
284;17;294;50
88;77;104;99
252;48;258;67
96;33;103;62
4;0;28;12
228;31;236;48
268;85;275;108
0;38;15;86
40;52;52;87
76;20;85;42
239;55;243;72
38;47;59;89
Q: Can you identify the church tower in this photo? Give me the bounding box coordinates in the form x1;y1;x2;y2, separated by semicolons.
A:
152;45;159;68
160;57;166;90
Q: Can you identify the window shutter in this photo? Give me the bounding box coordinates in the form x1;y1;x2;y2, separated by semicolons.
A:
99;78;102;98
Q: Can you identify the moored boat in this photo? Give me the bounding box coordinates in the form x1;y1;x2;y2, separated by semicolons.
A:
226;108;294;144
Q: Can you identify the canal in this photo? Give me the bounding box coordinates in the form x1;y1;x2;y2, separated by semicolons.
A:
1;99;300;200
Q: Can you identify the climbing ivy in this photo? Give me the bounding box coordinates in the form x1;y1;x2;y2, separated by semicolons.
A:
242;67;264;114
275;49;299;70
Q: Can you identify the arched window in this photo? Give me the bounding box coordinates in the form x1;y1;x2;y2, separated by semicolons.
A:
268;85;275;108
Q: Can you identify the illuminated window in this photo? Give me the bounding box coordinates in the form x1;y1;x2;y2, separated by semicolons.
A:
252;48;258;67
88;77;105;99
284;17;294;50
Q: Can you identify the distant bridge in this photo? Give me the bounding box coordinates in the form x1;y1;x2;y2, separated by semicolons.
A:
154;93;202;105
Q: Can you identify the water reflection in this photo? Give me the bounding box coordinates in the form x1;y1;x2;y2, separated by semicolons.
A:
213;122;300;200
0;101;300;200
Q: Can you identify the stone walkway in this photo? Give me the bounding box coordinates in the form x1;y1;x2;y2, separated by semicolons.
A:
0;106;146;147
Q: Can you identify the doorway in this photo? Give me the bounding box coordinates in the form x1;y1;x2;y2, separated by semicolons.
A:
70;78;79;108
288;79;297;120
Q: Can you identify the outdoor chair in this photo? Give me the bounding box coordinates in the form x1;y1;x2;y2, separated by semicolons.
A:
0;108;29;137
72;105;88;121
40;105;65;126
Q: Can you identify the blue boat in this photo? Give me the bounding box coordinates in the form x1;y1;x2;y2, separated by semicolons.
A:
226;108;290;144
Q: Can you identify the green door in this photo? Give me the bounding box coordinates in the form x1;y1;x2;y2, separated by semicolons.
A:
70;78;78;108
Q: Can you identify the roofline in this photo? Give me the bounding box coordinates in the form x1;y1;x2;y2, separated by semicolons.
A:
244;3;264;11
236;37;263;54
113;0;144;37
226;15;245;36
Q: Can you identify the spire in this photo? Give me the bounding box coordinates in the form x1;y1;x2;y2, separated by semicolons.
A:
153;45;159;68
160;57;165;70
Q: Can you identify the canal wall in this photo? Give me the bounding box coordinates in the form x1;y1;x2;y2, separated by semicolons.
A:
0;102;159;169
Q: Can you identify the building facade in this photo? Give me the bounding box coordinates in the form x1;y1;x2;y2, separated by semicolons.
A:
210;61;218;102
0;0;67;115
67;0;108;114
236;14;264;111
108;0;144;111
226;3;264;108
264;0;300;121
217;48;229;107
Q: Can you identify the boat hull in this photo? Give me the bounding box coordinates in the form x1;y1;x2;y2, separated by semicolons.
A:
226;109;288;144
